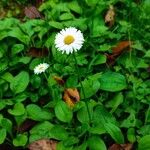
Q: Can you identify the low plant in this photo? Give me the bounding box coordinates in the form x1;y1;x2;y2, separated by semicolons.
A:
0;0;150;149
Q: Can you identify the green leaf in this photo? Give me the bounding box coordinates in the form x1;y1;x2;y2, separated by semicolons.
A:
26;104;52;121
88;136;106;150
55;101;72;123
77;103;90;123
121;113;136;128
75;143;87;150
99;71;127;92
144;50;150;58
89;124;106;135
18;57;31;64
49;125;68;140
106;92;124;113
92;54;106;65
138;135;150;150
57;142;74;150
30;76;41;89
0;59;8;72
68;1;82;14
85;0;99;6
105;122;124;144
8;103;25;116
93;105;117;125
81;74;101;99
138;125;150;136
63;136;79;147
1;72;14;83
0;118;12;135
0;128;6;144
10;71;29;94
59;13;73;21
13;134;28;147
8;27;30;44
127;128;136;143
12;93;28;103
29;121;54;143
0;101;6;110
11;44;24;55
49;21;64;29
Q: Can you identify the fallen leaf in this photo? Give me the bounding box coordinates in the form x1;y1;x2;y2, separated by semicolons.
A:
63;88;80;107
17;119;37;133
112;41;132;56
27;47;49;57
106;41;132;66
108;143;133;150
105;5;115;27
105;53;116;66
147;66;150;73
24;6;41;19
28;139;57;150
53;76;65;86
36;0;44;6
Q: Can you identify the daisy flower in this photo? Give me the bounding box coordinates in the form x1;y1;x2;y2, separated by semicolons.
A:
34;63;49;74
54;27;84;54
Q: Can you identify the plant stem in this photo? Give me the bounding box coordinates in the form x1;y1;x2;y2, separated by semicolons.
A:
73;52;91;123
44;73;54;101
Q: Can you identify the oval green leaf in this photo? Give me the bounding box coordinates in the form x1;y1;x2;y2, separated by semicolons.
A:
55;101;72;123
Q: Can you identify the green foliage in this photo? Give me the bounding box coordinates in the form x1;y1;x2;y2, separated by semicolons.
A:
10;71;29;94
88;136;107;150
0;0;149;149
13;134;28;147
55;101;73;123
26;104;52;121
99;71;127;92
138;135;150;150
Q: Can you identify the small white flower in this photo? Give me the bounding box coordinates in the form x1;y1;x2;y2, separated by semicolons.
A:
54;27;84;54
34;63;49;74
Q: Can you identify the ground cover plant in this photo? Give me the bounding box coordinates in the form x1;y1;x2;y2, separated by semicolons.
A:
0;0;150;149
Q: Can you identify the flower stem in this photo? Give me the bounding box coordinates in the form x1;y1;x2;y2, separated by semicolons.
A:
73;52;91;123
44;73;54;100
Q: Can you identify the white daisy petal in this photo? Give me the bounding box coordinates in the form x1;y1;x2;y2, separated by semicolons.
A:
34;63;49;75
54;27;84;54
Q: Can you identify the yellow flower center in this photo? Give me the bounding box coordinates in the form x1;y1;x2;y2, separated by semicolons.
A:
39;66;44;70
64;35;75;45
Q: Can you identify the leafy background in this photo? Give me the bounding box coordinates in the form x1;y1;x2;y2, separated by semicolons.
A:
0;0;150;149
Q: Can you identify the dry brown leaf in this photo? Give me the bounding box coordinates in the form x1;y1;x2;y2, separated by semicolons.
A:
63;88;80;107
27;47;49;57
53;76;65;86
28;139;57;150
105;53;116;66
106;41;132;66
112;41;132;56
16;119;37;133
147;66;150;73
36;0;44;6
24;6;41;19
108;143;133;150
105;5;115;27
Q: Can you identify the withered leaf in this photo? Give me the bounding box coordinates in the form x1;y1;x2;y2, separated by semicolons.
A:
108;143;133;150
53;76;65;86
105;53;116;66
105;5;115;27
27;47;49;57
63;88;80;107
112;41;132;56
28;139;57;150
24;6;41;19
106;41;132;66
36;0;44;6
17;119;37;133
